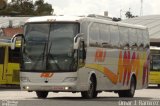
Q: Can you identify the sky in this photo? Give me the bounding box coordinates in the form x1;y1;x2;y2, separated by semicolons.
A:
43;0;160;19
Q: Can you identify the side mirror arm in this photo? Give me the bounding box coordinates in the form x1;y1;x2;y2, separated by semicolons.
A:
11;33;24;50
73;33;84;49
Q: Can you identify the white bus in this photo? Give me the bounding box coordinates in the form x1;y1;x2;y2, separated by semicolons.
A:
11;16;149;99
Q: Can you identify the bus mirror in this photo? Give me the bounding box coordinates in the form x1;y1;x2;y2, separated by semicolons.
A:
73;33;84;49
11;34;24;50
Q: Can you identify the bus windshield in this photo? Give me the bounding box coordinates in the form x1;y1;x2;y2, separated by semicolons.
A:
151;54;160;71
23;22;79;72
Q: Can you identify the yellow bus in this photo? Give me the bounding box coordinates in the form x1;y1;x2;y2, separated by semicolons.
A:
0;37;21;85
149;46;160;87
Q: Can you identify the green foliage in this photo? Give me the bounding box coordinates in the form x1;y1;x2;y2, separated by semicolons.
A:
0;0;54;16
125;11;138;18
0;0;7;10
34;0;53;15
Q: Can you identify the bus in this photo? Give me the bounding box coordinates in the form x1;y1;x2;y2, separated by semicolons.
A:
149;46;160;87
0;37;21;85
10;16;149;98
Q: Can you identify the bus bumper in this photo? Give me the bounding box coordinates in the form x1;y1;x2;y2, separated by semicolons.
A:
21;82;80;92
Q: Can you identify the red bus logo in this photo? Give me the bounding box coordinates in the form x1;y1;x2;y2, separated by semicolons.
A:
40;73;54;78
95;49;106;62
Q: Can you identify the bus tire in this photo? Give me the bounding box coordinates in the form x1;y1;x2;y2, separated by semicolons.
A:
158;84;160;88
118;77;136;98
36;91;48;98
81;76;97;99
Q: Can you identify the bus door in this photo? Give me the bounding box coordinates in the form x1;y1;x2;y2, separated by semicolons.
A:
0;47;6;84
7;47;20;84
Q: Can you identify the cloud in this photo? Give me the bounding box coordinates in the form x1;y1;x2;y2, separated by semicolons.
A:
45;0;160;18
49;0;110;16
148;0;160;15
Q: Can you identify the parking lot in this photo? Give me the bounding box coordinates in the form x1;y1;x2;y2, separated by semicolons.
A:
0;85;160;106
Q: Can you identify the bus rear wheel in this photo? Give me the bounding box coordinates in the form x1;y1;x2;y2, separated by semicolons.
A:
81;76;97;99
36;91;48;99
118;77;136;98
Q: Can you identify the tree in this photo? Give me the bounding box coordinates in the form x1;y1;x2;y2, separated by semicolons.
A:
125;11;134;18
8;0;34;15
0;0;7;10
34;0;53;15
0;0;53;16
125;11;138;18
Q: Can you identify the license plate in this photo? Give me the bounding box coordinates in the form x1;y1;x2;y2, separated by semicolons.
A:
52;86;65;90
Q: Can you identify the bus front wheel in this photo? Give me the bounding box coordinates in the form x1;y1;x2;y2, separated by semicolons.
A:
36;91;48;98
81;76;97;99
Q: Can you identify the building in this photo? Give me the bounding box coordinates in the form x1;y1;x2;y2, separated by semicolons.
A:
0;17;29;36
122;15;160;46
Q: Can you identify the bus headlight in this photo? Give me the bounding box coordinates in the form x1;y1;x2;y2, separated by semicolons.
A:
65;87;69;90
20;77;30;82
63;77;77;82
23;86;30;90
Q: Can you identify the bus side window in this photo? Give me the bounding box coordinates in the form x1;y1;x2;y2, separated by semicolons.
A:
0;47;5;64
89;23;99;46
119;26;129;48
110;25;119;47
129;28;138;48
137;29;143;48
79;41;86;64
99;24;110;47
143;29;149;49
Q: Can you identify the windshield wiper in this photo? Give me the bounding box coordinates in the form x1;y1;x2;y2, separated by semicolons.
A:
47;41;62;71
42;42;47;62
31;42;47;70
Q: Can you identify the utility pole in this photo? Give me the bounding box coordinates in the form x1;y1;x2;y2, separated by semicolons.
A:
140;0;143;16
120;9;122;19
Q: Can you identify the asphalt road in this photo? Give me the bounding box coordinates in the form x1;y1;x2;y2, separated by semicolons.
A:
0;85;160;106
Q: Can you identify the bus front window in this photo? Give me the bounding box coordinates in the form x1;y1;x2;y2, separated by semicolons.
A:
23;23;49;71
23;23;79;72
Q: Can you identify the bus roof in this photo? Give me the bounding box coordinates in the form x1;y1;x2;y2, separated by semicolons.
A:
26;16;83;23
26;16;147;30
